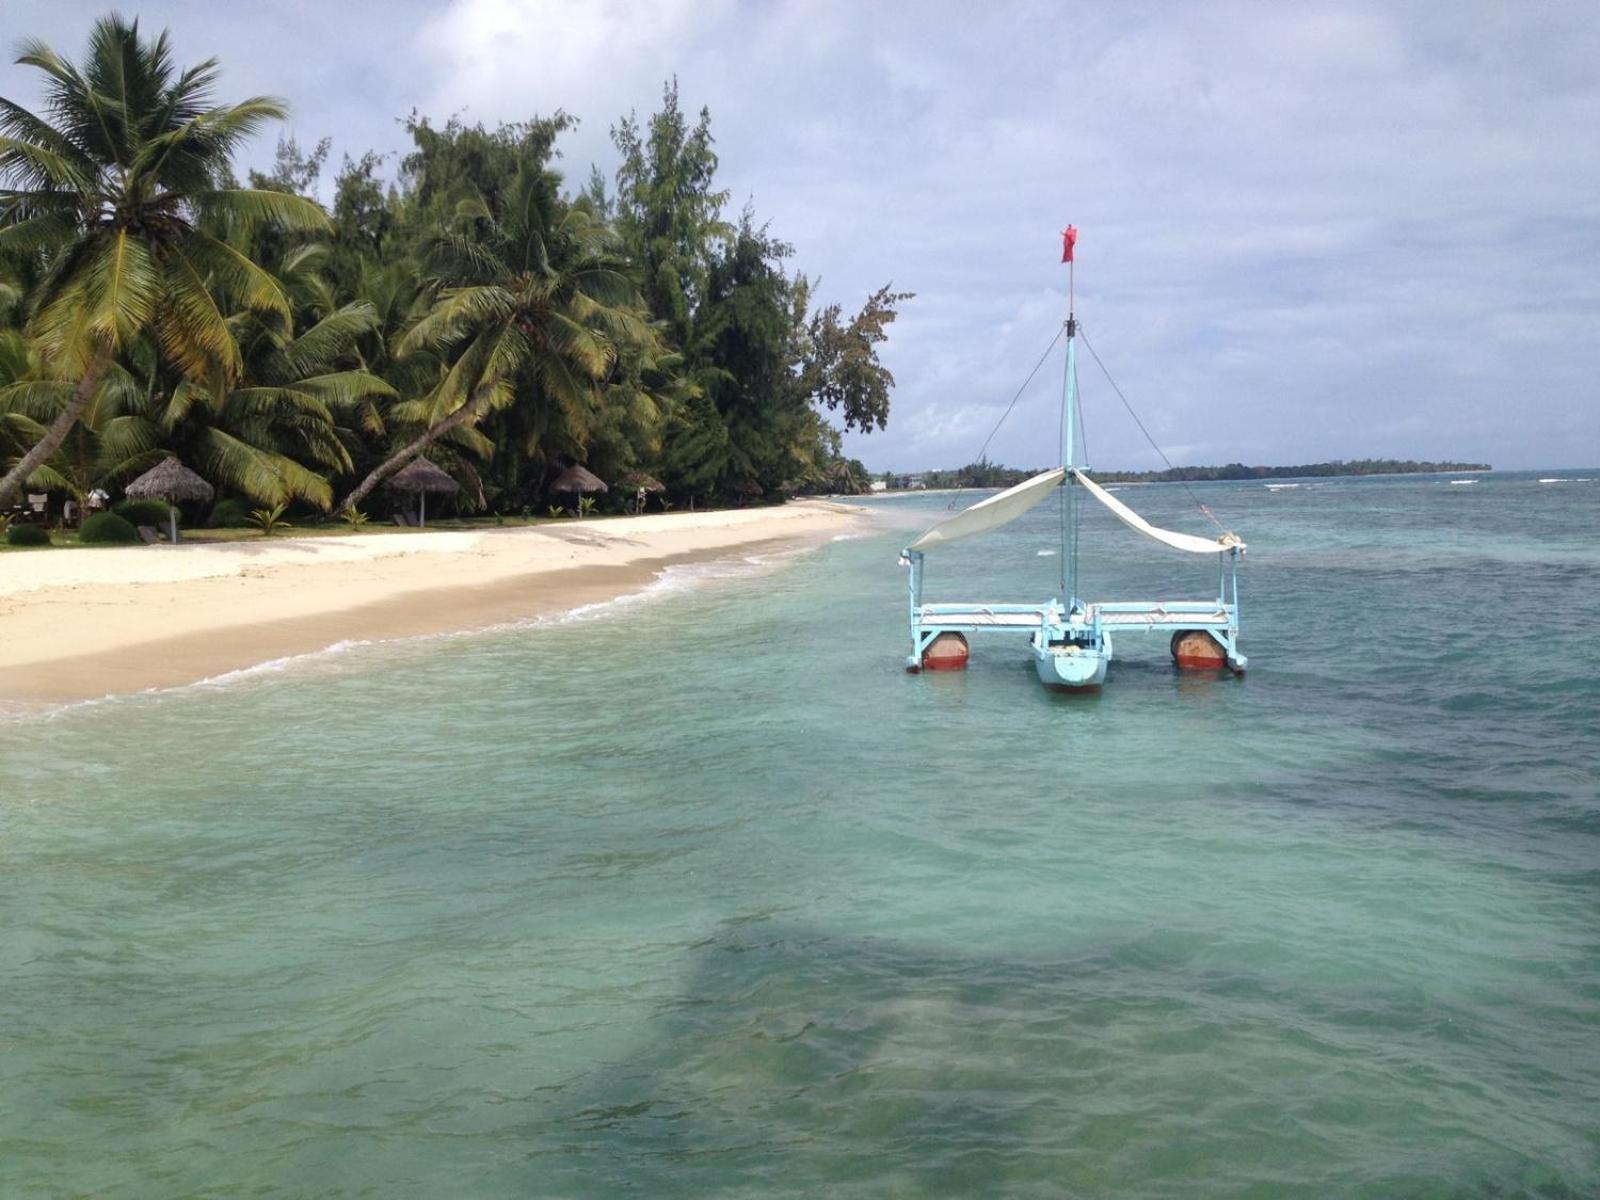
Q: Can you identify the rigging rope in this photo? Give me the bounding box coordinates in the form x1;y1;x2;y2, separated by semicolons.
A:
949;324;1068;509
1079;326;1227;533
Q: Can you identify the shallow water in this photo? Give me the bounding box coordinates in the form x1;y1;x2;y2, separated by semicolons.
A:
3;472;1598;1197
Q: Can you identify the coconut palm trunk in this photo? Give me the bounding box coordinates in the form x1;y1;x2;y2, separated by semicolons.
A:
337;390;490;514
0;344;111;505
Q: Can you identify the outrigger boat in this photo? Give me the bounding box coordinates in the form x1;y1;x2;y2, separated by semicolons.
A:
899;229;1248;691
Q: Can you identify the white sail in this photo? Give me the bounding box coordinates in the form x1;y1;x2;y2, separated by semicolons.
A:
1072;470;1245;554
906;469;1066;552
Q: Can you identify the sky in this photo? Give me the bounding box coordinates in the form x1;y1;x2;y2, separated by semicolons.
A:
3;1;1597;471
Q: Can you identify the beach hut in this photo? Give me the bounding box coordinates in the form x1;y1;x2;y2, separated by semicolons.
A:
549;464;608;517
386;456;459;528
617;470;664;513
124;457;214;544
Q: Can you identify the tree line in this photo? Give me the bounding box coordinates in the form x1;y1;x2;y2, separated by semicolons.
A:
896;457;1492;490
0;16;903;523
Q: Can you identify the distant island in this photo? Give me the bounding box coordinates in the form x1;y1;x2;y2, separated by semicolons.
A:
880;458;1493;491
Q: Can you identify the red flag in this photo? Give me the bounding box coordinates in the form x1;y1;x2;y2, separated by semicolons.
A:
1061;225;1078;263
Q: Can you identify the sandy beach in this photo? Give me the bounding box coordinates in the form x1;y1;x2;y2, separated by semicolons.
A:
0;501;859;705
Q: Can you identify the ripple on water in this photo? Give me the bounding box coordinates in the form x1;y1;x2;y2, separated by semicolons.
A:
2;475;1598;1196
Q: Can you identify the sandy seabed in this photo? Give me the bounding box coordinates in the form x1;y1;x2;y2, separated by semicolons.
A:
0;501;859;705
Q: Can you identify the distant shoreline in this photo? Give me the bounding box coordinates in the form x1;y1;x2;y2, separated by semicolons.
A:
872;459;1495;492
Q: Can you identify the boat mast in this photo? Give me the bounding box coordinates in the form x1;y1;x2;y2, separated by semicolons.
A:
1061;225;1079;606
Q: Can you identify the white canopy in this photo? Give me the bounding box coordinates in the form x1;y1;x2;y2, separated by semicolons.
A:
905;468;1065;552
1073;470;1245;554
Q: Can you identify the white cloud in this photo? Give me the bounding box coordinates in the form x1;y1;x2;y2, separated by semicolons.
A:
7;0;1599;469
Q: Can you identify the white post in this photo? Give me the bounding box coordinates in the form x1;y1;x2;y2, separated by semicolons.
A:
420;491;427;528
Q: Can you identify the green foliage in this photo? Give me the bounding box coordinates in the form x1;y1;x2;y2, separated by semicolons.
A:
114;499;173;526
912;458;1497;489
0;14;330;505
340;505;369;528
578;495;597;516
248;133;331;197
1088;458;1494;483
247;503;292;535
78;512;139;544
6;521;50;546
803;285;914;434
1;22;911;520
546;504;566;519
207;497;254;527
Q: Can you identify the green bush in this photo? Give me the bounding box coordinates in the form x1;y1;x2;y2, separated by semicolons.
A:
114;498;173;526
207;497;254;527
79;512;141;544
6;523;51;547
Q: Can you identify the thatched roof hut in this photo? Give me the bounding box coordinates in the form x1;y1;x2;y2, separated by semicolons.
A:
125;457;213;543
126;457;215;503
549;464;608;495
729;478;764;506
385;456;458;527
387;457;459;494
617;470;665;494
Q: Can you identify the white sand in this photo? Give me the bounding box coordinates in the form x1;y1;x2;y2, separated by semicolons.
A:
0;501;859;703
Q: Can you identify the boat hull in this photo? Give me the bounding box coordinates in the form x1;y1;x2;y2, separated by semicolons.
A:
1032;641;1109;690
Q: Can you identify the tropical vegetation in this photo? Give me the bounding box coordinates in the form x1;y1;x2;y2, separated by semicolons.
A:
0;19;905;528
891;457;1494;491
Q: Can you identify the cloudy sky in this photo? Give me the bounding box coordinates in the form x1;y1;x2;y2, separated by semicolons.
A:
5;1;1597;470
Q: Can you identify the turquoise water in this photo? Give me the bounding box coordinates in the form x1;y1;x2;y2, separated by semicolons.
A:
3;472;1598;1197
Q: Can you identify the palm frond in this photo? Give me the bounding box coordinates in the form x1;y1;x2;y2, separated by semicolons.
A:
270;302;379;379
0;211;77;259
0;378;74;421
295;370;396;411
191;188;330;235
185;232;291;325
395;286;516;358
197;425;332;509
160;378;221;431
158;247;242;382
68;229;162;350
225;386;334;426
0;133;92;192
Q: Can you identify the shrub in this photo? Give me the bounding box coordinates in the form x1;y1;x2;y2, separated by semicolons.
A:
79;512;141;544
207;497;254;527
6;523;51;547
114;498;172;526
247;503;292;536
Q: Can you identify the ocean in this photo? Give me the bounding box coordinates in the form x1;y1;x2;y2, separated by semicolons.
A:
2;471;1597;1197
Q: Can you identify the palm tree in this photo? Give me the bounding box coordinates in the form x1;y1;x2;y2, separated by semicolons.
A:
154;297;395;508
0;14;328;503
337;165;652;513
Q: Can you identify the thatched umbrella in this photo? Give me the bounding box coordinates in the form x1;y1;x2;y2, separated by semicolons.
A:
730;478;763;507
125;456;213;544
617;470;664;514
616;470;664;494
549;464;608;518
386;456;459;528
